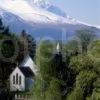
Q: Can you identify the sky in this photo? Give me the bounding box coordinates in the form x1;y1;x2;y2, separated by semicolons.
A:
50;0;100;27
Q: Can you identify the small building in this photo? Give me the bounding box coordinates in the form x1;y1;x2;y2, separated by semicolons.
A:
10;55;37;92
10;67;34;92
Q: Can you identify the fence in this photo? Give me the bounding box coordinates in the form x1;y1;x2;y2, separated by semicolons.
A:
14;93;33;100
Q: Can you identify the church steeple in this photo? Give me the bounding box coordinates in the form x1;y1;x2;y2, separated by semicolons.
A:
56;43;61;53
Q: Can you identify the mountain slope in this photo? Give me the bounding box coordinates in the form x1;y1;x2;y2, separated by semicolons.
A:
27;0;67;17
0;0;100;40
0;0;80;24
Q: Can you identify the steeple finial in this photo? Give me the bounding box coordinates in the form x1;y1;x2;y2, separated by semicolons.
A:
56;43;60;53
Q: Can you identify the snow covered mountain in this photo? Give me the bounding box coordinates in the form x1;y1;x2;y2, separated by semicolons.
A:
0;0;79;24
0;0;100;40
27;0;67;17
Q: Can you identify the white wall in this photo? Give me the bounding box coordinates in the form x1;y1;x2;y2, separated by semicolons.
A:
10;67;25;92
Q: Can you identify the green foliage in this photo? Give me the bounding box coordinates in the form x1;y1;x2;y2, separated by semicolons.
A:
93;78;100;92
33;40;55;100
20;30;36;59
27;34;36;59
88;39;100;59
35;41;69;100
1;40;15;58
31;77;46;100
0;20;36;91
36;40;54;81
65;38;81;55
0;19;17;87
45;78;62;100
67;87;83;100
34;36;100;100
69;55;94;75
0;19;99;100
36;40;54;62
67;70;97;100
51;53;67;80
76;70;97;97
93;61;100;75
76;29;96;53
0;19;4;34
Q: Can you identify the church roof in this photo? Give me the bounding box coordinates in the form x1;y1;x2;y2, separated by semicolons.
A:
19;67;34;77
20;54;31;66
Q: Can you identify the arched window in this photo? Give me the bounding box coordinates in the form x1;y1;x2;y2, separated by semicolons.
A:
13;75;15;84
19;76;21;85
16;73;18;84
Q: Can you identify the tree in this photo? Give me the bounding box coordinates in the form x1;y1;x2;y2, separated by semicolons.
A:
1;40;15;58
65;38;81;56
76;29;96;53
20;29;27;37
27;34;36;59
50;50;70;98
45;78;62;100
36;40;54;81
76;70;97;98
67;70;97;100
31;76;46;100
20;30;36;59
32;40;54;100
67;87;83;100
87;39;100;76
88;39;100;59
35;41;72;100
2;26;10;35
93;61;100;77
69;55;94;75
0;19;4;34
0;19;10;36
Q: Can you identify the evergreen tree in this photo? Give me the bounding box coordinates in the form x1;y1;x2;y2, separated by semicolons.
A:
20;30;36;59
0;19;4;34
27;34;36;59
76;29;96;54
2;26;10;35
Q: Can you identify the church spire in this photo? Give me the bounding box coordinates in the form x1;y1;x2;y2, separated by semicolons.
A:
56;43;61;53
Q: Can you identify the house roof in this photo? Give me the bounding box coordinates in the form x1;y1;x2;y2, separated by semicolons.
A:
20;54;32;66
19;67;34;77
20;54;38;75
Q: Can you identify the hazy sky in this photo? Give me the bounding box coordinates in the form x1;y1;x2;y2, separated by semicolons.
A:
50;0;100;26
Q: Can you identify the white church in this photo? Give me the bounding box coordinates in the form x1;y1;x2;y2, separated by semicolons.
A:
10;55;38;92
10;43;60;92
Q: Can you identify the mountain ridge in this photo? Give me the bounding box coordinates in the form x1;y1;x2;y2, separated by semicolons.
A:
0;0;100;40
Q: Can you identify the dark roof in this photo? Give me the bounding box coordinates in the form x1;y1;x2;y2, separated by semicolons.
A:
20;54;31;66
19;67;34;77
